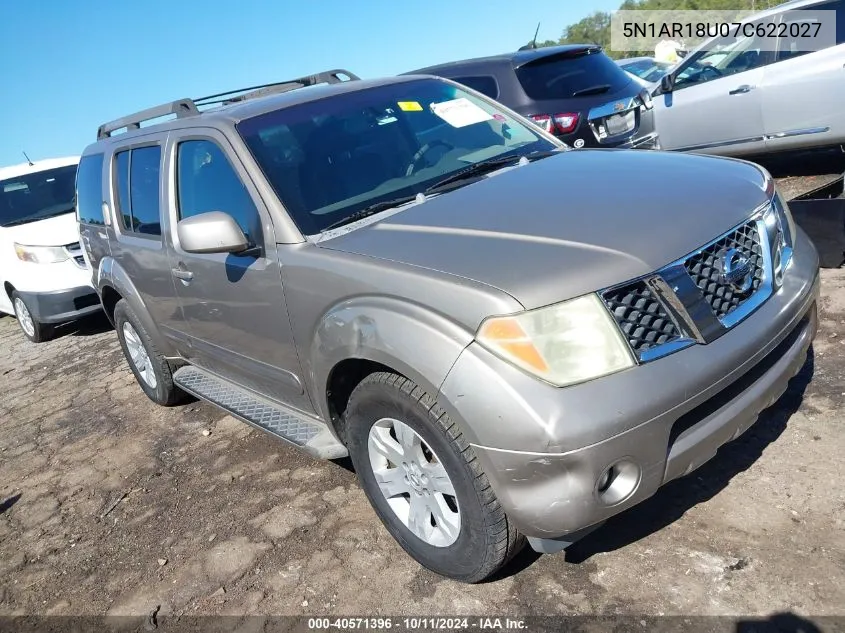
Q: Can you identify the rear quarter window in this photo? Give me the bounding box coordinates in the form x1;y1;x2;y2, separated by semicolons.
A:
76;153;105;225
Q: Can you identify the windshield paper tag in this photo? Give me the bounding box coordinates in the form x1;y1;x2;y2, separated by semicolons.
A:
397;101;423;111
430;98;492;128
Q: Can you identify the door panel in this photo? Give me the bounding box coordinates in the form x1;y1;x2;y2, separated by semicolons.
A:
763;10;845;154
655;67;767;155
109;134;189;351
167;130;313;413
655;24;775;155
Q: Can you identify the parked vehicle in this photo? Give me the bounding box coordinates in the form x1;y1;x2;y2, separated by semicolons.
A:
78;69;819;582
0;157;101;342
654;0;845;156
403;45;659;150
616;56;674;84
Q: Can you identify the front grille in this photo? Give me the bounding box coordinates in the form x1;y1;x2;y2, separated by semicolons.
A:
63;242;88;269
602;281;680;355
684;221;763;320
600;212;777;364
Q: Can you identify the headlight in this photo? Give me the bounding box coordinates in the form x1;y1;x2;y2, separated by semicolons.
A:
476;294;635;387
14;243;69;264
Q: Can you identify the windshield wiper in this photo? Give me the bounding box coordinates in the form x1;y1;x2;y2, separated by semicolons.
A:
423;154;526;194
322;194;421;232
572;84;612;97
424;150;563;195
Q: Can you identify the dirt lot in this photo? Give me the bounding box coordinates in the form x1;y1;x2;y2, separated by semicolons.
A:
1;270;844;622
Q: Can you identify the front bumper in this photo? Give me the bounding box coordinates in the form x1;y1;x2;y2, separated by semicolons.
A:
438;229;820;539
17;286;102;324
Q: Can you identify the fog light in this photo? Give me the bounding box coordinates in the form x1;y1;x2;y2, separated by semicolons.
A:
596;460;640;505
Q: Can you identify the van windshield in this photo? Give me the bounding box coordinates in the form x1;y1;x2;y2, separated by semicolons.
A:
0;165;78;227
237;78;558;235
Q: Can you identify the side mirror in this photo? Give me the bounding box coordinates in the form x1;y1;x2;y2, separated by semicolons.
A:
177;211;249;254
660;73;675;94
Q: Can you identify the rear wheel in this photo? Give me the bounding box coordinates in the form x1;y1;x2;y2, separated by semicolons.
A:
114;299;185;406
345;372;524;583
12;291;52;343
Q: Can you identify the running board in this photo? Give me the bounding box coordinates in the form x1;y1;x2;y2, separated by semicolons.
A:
173;366;347;460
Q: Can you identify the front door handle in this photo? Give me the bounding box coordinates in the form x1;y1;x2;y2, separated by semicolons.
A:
171;268;194;281
729;85;754;95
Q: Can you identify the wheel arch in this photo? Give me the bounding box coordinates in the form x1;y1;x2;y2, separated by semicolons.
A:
311;296;475;446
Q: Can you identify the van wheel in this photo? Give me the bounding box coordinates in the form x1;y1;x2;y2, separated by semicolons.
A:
345;372;524;583
12;291;52;343
114;299;184;406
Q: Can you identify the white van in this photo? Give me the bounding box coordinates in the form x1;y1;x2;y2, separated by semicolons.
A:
0;157;101;342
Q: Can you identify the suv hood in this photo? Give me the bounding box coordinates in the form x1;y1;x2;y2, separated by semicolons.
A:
2;212;79;247
318;150;770;310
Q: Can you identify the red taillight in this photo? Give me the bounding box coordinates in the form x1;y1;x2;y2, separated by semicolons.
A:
553;112;579;134
529;114;553;133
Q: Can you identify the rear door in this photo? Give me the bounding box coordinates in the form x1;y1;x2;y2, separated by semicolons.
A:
654;26;775;154
165;128;313;412
108;133;190;350
762;0;845;153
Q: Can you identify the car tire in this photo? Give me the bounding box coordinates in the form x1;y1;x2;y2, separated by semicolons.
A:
345;372;524;583
114;299;185;406
12;291;52;343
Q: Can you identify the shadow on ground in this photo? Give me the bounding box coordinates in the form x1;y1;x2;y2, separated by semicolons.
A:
0;492;21;515
50;312;113;340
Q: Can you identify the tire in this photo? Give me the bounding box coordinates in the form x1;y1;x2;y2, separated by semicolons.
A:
345;372;524;583
113;299;185;406
12;291;52;343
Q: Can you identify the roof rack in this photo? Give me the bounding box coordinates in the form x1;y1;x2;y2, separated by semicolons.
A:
96;69;360;140
193;69;360;107
97;99;199;140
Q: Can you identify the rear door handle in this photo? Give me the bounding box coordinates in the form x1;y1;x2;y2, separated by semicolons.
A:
729;85;754;95
171;268;194;281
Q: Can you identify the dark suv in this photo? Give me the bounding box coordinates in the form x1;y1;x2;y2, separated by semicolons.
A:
404;45;659;150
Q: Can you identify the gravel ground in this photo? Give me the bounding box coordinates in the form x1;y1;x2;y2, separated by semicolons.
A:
0;270;843;623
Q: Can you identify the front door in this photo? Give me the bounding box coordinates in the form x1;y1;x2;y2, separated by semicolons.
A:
166;129;312;413
654;27;774;155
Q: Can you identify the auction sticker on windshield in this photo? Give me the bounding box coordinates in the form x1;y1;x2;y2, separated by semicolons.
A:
398;101;423;111
431;98;492;128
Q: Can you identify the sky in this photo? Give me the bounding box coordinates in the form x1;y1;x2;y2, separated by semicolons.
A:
0;0;621;168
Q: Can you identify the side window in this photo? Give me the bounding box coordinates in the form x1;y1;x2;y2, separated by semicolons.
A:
129;146;162;235
675;23;774;90
776;1;845;63
454;75;499;99
112;146;162;236
76;153;105;225
176;139;262;246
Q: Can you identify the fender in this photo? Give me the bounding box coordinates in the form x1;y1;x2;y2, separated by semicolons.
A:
309;295;475;423
96;256;179;358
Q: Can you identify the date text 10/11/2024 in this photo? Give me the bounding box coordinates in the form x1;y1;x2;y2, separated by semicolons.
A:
307;617;528;630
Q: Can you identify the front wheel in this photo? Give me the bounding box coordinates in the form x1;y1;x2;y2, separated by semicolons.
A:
345;372;523;583
12;291;52;343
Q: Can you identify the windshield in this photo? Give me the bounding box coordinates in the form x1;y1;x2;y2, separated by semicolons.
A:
620;59;672;82
515;50;632;100
237;78;557;234
676;27;767;87
0;164;78;227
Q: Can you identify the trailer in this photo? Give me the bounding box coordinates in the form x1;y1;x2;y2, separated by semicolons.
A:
757;148;845;269
779;171;845;269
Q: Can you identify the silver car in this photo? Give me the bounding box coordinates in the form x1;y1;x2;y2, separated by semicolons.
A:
77;70;819;583
654;0;845;155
